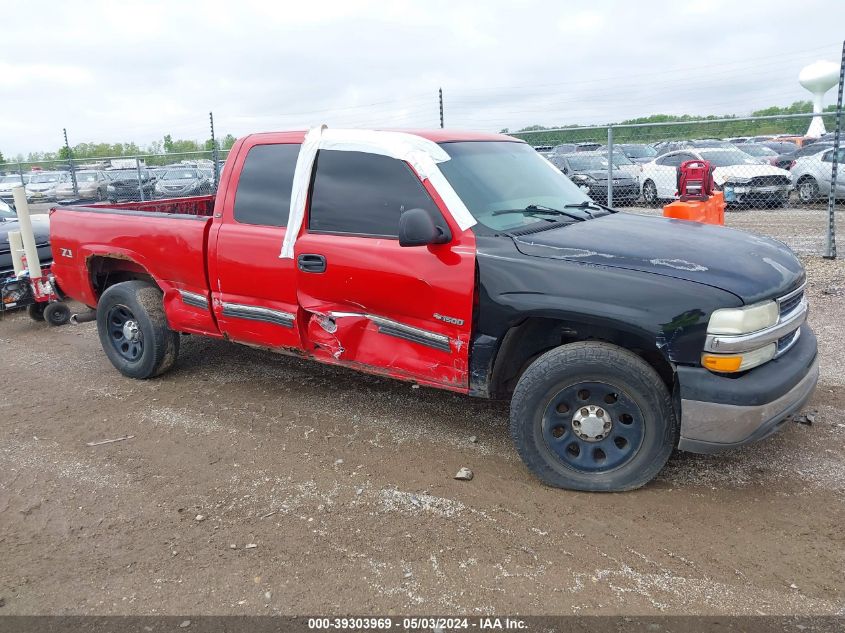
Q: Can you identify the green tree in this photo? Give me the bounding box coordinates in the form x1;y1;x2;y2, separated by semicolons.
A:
0;149;5;164
163;134;174;153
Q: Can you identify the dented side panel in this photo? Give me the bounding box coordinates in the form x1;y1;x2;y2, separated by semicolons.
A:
294;230;477;390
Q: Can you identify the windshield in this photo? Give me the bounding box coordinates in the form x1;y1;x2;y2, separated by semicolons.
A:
437;141;592;231
621;145;656;158
0;207;15;219
738;145;776;157
697;149;760;167
75;172;100;182
1;175;25;184
108;170;147;180
31;173;62;184
163;169;199;180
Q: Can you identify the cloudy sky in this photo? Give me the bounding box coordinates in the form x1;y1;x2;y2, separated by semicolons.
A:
1;0;843;157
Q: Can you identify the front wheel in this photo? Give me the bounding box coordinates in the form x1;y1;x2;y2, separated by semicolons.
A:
642;180;659;206
96;280;180;379
509;341;677;492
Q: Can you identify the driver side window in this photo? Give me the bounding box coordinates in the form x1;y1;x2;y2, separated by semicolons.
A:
308;150;444;238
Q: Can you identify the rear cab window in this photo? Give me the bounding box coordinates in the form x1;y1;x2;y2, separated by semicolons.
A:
233;143;300;227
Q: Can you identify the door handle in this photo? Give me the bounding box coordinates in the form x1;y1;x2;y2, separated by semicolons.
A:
297;253;327;273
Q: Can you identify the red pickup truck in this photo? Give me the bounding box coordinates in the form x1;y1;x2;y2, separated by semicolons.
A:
49;128;817;492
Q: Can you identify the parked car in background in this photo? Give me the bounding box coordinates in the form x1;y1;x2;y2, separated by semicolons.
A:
654;139;735;156
790;147;845;203
55;170;110;202
25;171;68;202
640;147;792;207
106;169;157;201
734;143;779;163
771;142;834;170
153;167;211;199
555;152;640;204
0;174;30;207
762;140;799;155
0;201;51;280
532;145;554;158
617;143;657;164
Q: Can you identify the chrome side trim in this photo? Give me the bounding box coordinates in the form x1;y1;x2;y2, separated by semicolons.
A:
222;303;295;328
179;290;209;310
704;299;807;354
328;311;451;353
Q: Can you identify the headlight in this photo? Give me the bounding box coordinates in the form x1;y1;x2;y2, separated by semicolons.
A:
725;177;751;185
707;301;778;335
107;185;115;191
702;343;777;373
572;174;595;182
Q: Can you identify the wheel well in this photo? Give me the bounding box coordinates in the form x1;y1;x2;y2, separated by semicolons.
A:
87;255;157;299
489;317;675;399
797;175;815;183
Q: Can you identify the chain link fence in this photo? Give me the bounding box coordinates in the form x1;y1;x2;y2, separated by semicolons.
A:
0;149;230;208
0;105;841;258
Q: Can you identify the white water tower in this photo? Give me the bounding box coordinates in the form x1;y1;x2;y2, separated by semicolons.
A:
798;60;840;138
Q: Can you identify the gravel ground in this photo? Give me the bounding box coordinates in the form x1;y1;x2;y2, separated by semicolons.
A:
0;205;843;616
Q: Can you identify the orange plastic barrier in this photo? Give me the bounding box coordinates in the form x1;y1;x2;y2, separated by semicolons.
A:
663;191;725;226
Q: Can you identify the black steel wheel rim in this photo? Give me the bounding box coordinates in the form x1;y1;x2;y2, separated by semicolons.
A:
107;304;143;362
541;381;645;473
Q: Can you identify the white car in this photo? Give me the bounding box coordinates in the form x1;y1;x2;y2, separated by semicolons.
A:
790;147;845;203
639;147;792;207
25;171;68;202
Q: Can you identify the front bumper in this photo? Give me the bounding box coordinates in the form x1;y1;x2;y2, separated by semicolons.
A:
677;324;818;453
723;184;791;202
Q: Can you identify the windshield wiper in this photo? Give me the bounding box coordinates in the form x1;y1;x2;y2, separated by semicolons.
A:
563;200;619;214
492;204;587;222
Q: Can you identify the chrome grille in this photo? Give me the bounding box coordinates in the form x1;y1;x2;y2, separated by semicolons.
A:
778;285;805;319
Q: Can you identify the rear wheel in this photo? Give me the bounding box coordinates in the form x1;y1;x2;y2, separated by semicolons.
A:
642;180;659;206
509;342;677;492
27;303;46;322
44;302;70;326
96;281;179;379
797;177;819;204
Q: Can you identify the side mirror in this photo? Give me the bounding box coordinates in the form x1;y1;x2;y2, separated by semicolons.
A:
398;208;451;247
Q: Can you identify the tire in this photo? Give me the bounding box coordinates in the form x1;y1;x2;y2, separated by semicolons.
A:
43;302;70;326
642;180;659;207
797;177;819;204
96;280;180;379
96;189;104;202
27;303;46;322
509;341;677;492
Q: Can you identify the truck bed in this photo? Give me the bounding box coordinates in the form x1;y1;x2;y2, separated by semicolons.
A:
86;194;216;217
48;196;216;335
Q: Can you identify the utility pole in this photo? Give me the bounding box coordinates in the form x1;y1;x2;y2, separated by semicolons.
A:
439;87;444;129
63;128;78;197
824;40;844;259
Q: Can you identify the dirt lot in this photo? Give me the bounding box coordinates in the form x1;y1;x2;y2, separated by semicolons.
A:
1;207;844;616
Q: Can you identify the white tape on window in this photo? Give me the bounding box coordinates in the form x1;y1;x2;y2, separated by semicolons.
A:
279;127;476;259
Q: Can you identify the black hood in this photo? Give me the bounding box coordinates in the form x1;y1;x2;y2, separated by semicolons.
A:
511;212;804;304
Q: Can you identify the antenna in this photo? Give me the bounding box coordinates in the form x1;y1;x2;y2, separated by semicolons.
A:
799;60;840;138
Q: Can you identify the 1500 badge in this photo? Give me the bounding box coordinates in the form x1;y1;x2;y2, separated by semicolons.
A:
433;313;463;326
